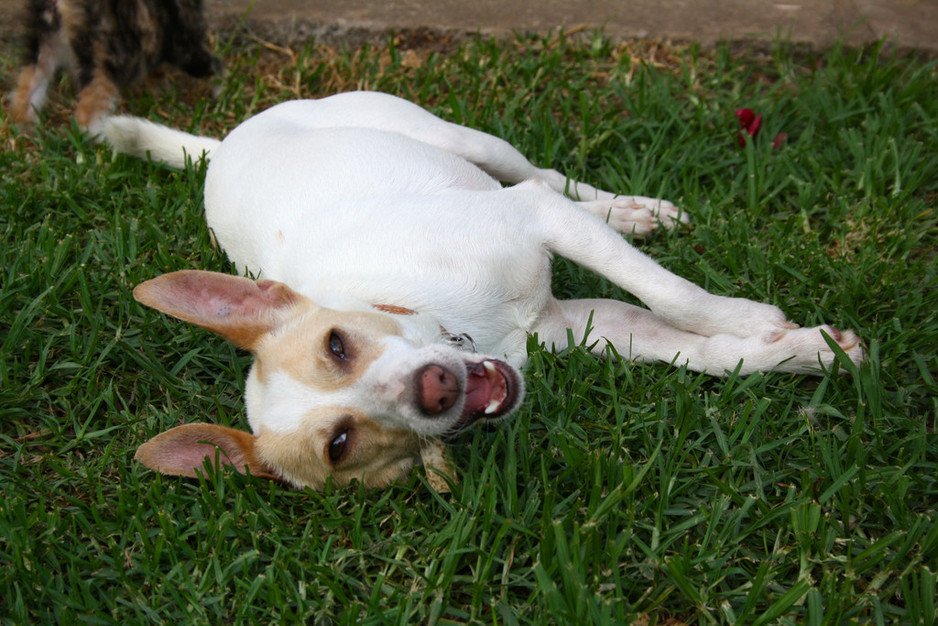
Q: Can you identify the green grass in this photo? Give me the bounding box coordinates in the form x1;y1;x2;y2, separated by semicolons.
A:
1;31;937;624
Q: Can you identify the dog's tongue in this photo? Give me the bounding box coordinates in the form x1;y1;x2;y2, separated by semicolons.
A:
461;360;510;421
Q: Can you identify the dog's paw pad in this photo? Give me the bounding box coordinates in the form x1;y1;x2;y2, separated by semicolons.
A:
773;325;865;372
826;327;861;352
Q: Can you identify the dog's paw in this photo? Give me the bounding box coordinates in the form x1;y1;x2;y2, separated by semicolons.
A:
678;294;794;338
582;196;689;236
731;298;796;337
761;325;864;373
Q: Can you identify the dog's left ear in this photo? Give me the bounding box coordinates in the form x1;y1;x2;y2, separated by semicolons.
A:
135;422;282;482
133;270;301;350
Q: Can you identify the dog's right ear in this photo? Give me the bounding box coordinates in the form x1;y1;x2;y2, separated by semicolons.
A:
133;270;300;350
134;423;283;482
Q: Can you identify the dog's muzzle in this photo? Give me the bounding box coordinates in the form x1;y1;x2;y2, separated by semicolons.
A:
414;358;522;431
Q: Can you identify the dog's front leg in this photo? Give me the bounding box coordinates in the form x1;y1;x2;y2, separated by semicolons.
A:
520;183;862;373
534;298;862;375
419;115;685;234
481;150;687;235
526;182;788;338
520;181;862;358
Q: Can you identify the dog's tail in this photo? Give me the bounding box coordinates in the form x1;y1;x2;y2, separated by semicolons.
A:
102;116;221;169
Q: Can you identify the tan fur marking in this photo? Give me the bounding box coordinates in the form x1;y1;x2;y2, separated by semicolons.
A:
11;66;39;123
58;0;83;35
373;304;417;316
136;4;160;62
256;308;402;392
75;70;119;129
254;409;422;489
58;0;84;45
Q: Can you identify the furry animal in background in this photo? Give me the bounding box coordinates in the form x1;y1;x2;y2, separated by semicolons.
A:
10;0;222;134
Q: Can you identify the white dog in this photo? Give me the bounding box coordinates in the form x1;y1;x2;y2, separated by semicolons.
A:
105;91;862;490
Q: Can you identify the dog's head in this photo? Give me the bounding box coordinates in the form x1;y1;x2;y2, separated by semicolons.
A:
131;270;524;490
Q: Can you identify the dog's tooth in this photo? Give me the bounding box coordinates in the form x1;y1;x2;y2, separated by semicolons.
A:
483;360;495;374
484;398;501;415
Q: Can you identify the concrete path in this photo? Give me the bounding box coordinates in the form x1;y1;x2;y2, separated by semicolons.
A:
0;0;933;53
205;0;936;53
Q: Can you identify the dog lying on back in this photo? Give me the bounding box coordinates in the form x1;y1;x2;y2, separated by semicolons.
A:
10;0;222;134
104;92;863;491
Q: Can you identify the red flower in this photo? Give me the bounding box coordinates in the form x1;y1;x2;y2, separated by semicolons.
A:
735;107;787;149
735;108;762;146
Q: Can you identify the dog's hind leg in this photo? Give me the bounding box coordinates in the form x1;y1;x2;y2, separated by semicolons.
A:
448;126;689;232
429;121;686;232
297;93;684;233
427;121;685;232
515;180;784;338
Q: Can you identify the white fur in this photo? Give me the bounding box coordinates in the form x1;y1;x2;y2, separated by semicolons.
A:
245;338;486;438
106;115;220;166
106;91;863;380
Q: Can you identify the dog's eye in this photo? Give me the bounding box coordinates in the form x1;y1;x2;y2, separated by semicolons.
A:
328;330;347;360
328;430;348;463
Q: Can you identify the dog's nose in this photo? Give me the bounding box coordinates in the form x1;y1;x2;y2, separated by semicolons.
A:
417;363;460;415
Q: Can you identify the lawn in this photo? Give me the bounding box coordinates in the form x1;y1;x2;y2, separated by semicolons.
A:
1;29;936;624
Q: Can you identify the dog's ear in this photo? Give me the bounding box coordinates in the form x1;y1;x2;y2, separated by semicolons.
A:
133;270;300;350
134;423;283;482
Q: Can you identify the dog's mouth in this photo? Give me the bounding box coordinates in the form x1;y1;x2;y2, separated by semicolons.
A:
454;359;522;431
